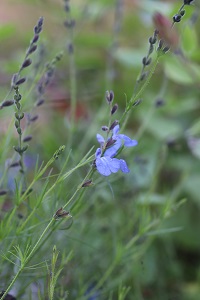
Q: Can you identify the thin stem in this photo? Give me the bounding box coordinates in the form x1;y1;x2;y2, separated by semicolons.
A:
120;55;160;129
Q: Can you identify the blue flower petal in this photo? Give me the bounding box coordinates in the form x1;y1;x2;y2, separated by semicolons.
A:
108;158;120;173
96;134;105;145
120;159;130;173
118;134;138;147
112;124;120;135
96;157;112;176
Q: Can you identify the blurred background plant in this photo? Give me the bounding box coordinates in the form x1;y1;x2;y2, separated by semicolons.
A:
0;0;200;299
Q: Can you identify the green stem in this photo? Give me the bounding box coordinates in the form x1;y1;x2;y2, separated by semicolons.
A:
120;56;160;128
0;219;53;300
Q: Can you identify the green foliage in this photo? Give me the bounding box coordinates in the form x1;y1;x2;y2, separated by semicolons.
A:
0;0;200;299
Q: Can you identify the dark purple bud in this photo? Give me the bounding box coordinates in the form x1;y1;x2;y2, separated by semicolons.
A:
1;100;14;107
29;115;39;122
106;138;116;148
22;58;32;69
109;120;119;130
173;14;182;23
15;77;26;85
9;161;20;168
0;190;8;196
28;44;37;55
23;135;32;142
105;90;114;103
162;46;170;53
38;17;44;28
36;99;45;106
82;180;93;187
101;126;109;131
184;0;194;5
53;207;70;219
34;25;43;35
32;34;39;43
111;103;118;115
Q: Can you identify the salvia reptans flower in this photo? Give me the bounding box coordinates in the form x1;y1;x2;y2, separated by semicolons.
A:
95;125;137;176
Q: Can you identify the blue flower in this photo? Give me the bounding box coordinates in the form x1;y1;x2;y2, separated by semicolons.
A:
95;125;137;176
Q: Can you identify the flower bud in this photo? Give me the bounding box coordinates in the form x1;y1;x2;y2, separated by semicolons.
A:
22;58;32;69
16;77;26;86
32;34;39;43
111;104;118;115
82;180;93;187
184;0;194;4
9;161;20;168
109;120;119;130
1;100;14;108
173;14;182;23
28;44;37;55
101;126;109;131
23;135;32;142
105;90;114;103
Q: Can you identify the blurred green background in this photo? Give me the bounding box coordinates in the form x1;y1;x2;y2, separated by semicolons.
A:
0;0;200;299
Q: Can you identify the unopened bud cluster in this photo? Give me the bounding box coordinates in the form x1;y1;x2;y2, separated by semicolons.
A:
138;30;159;83
53;145;65;160
102;90;119;135
63;0;76;55
34;52;62;108
173;9;185;23
105;90;118;116
172;0;194;25
13;87;28;173
11;17;44;89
